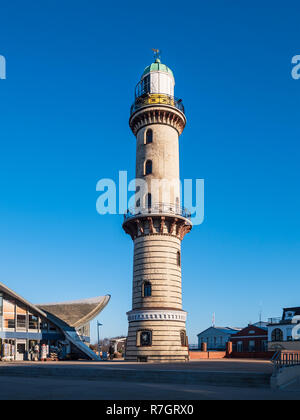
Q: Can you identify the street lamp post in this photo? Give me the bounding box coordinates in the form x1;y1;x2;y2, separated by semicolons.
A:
97;321;103;359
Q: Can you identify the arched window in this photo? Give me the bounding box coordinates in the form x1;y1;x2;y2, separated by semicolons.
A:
177;251;181;267
143;281;152;297
272;328;283;342
145;160;152;175
180;330;186;346
146;193;152;209
145;129;153;144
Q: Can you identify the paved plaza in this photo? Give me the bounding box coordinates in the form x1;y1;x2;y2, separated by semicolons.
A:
1;359;299;400
0;375;300;400
0;358;274;373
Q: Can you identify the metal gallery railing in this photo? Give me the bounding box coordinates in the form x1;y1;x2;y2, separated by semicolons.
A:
124;202;191;222
268;317;282;325
130;94;185;115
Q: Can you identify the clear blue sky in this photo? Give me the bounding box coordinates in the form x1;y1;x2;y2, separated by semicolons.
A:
0;1;299;344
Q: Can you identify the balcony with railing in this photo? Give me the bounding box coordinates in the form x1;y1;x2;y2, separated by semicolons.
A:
130;94;185;116
124;202;191;223
268;317;282;325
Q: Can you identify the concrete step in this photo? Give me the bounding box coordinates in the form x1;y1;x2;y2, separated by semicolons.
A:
0;365;271;388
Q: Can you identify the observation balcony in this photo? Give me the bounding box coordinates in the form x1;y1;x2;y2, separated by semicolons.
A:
124;202;191;223
268;317;283;325
130;94;185;116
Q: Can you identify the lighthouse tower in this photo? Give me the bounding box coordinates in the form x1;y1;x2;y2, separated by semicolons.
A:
123;54;192;362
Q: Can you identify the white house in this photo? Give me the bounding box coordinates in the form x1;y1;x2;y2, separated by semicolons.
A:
197;326;241;350
268;307;300;350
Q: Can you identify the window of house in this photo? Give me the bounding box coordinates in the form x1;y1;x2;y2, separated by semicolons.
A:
28;314;39;330
248;340;255;352
285;312;295;320
41;321;48;331
145;160;152;175
3;298;15;330
237;341;243;352
271;328;283;342
145;129;153;144
287;328;293;341
4;313;15;329
16;314;26;330
143;281;152;297
16;304;27;330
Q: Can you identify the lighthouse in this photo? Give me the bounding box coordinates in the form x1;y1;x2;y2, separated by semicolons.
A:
123;53;192;362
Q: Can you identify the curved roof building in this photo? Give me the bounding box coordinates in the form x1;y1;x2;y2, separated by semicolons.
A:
0;281;110;361
37;296;111;328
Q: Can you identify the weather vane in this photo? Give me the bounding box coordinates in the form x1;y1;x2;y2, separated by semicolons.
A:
152;48;161;61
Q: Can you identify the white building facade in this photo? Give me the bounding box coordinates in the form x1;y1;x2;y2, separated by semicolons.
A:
268;307;300;350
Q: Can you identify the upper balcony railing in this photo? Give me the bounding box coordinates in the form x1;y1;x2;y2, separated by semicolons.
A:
130;94;185;116
124;202;191;222
268;317;283;325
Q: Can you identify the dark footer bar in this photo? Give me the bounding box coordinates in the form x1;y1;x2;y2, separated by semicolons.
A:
97;401;201;417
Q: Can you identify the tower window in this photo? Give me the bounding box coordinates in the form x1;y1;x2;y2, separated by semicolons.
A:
145;160;152;175
180;330;187;346
146;193;152;209
143;281;152;297
177;251;181;267
145;129;153;144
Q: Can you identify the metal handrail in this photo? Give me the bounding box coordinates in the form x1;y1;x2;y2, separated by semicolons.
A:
272;350;300;372
124;202;191;222
130;94;185;115
271;351;280;362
